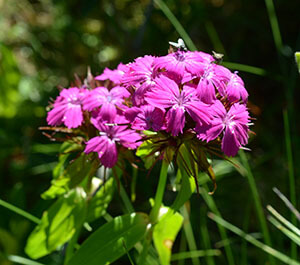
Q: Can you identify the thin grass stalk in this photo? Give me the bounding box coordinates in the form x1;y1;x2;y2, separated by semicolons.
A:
200;185;235;265
283;109;297;258
7;255;45;265
208;213;300;265
273;187;300;221
171;250;221;261
264;0;283;52
267;205;300;236
239;150;276;265
205;21;226;55
153;0;197;51
267;216;300;246
200;206;215;265
178;231;187;265
150;159;169;222
181;204;201;265
240;198;252;265
0;198;40;224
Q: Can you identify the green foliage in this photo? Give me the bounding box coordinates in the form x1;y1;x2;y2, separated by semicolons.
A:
25;188;86;259
67;213;149;265
153;208;183;265
86;177;115;222
42;151;98;200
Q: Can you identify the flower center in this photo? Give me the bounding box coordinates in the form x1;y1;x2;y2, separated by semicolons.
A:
174;51;186;62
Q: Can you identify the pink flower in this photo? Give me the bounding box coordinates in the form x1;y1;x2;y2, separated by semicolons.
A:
145;75;212;136
154;51;214;79
125;105;165;131
95;63;129;85
84;116;142;168
83;86;129;122
122;55;158;106
225;72;248;103
47;87;88;129
196;101;250;156
197;64;231;104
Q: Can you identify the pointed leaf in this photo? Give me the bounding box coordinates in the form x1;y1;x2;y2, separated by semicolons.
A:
25;188;86;259
67;213;149;265
42;153;98;199
153;209;183;265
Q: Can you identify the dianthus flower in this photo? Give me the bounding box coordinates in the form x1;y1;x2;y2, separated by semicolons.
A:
95;63;128;85
145;75;212;136
196;100;250;156
47;87;88;129
125;105;165;131
197;63;231;104
83;86;129;122
84;116;141;168
225;71;248;103
122;55;158;106
154;51;214;80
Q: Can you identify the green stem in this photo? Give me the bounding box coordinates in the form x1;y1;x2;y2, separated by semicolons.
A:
181;205;201;265
239;150;276;265
150;159;169;223
0;198;40;224
200;186;235;265
153;0;197;51
264;0;283;52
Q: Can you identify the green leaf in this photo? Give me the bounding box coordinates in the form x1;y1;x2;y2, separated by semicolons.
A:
136;139;157;169
295;52;300;74
171;144;196;211
42;153;98;199
153;209;183;265
86;177;115;222
67;213;150;265
25;188;86;259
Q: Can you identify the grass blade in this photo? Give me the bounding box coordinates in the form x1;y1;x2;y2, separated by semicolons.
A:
171;250;221;261
222;62;267;76
0;198;40;224
200;186;235;265
200;206;215;265
181;204;201;265
267;205;300;236
283;109;297;258
153;0;197;51
239;150;276;265
208;213;300;265
273;187;300;222
264;0;283;52
7;255;45;265
268;216;300;246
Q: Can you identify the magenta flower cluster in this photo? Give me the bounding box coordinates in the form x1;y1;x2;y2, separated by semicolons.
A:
47;49;251;168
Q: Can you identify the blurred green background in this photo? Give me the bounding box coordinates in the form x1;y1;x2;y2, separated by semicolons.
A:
0;0;299;264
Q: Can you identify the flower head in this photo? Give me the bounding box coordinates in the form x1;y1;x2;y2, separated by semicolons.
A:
95;63;129;85
197;63;231;104
84;116;141;168
83;86;129;122
146;75;212;136
125;105;165;131
47;87;88;129
154;51;214;80
196;101;250;156
225;72;248;103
